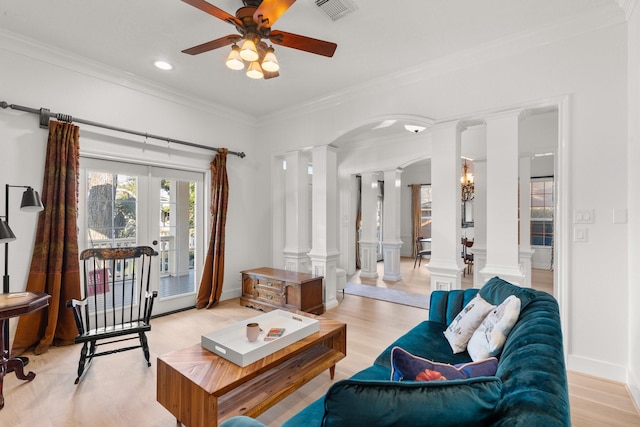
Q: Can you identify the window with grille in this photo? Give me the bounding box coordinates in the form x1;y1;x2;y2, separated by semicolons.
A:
530;178;554;246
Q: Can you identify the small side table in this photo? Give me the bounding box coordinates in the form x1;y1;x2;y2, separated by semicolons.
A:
0;291;50;409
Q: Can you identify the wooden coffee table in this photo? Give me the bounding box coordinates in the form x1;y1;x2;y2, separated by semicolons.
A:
157;315;346;427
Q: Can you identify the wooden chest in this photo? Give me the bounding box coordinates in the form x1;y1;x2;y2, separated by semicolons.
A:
240;267;324;314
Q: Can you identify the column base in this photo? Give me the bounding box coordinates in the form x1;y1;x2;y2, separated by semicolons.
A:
519;247;535;288
282;250;311;273
359;241;379;279
471;246;487;289
427;260;463;292
308;251;340;310
479;264;525;287
382;241;403;281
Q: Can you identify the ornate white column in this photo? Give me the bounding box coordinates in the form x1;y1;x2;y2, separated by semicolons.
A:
472;158;488;289
282;150;311;272
308;146;340;309
519;154;534;287
382;169;403;281
427;121;465;291
480;111;525;286
359;172;379;279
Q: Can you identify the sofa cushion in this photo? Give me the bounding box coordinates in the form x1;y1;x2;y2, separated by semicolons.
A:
374;321;473;368
479;276;536;309
467;295;521;361
281;365;392;427
321;377;502;427
443;294;495;353
390;346;498;381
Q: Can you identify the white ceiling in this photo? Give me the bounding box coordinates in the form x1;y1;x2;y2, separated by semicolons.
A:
0;0;624;119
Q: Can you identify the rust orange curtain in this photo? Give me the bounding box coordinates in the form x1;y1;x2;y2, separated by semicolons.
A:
411;184;421;258
12;121;82;356
196;149;229;309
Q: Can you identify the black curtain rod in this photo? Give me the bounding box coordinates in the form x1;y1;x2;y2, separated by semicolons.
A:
0;100;246;158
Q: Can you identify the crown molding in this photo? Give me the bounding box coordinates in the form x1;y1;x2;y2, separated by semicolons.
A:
258;3;626;125
0;28;257;127
616;0;638;19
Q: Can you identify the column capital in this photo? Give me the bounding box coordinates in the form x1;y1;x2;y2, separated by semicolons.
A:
430;119;466;133
312;144;339;154
484;109;524;123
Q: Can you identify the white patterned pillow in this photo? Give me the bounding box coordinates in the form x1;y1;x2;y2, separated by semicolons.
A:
444;295;495;354
467;295;522;362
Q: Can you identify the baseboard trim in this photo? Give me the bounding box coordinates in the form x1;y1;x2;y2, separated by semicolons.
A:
568;354;627;383
629;368;640;412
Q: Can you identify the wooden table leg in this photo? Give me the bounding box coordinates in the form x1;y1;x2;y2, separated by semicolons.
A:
0;319;36;410
329;364;336;380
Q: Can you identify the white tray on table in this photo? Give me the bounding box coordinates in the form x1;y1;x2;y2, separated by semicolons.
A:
201;309;320;367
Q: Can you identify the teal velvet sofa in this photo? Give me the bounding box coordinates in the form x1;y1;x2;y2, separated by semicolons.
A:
221;277;570;426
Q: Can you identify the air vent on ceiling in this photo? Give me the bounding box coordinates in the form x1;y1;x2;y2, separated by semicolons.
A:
315;0;358;21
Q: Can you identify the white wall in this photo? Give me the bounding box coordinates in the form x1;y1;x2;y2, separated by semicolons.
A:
260;21;630;385
0;37;271;314
626;0;640;406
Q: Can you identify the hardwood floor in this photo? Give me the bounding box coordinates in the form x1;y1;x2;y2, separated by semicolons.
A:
2;259;638;426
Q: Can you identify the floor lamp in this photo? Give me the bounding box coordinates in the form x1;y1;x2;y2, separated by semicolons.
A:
0;185;44;366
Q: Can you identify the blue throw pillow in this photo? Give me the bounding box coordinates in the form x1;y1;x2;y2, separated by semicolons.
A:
322;377;502;427
390;346;498;381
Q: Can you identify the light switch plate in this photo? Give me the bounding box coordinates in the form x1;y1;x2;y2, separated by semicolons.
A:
574;208;594;224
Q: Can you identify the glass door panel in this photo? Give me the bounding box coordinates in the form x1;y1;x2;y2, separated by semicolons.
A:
80;158;204;315
157;177;198;302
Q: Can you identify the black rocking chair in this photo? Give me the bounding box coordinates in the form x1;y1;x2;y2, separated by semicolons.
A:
66;246;158;384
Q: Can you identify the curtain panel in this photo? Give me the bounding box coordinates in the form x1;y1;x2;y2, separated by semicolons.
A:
13;121;82;356
196;149;229;309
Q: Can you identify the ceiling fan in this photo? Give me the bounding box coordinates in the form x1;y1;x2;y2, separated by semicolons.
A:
180;0;338;79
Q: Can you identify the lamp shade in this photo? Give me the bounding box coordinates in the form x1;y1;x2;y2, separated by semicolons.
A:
246;61;264;79
0;219;16;243
240;38;259;62
225;45;245;70
261;46;279;72
20;187;44;212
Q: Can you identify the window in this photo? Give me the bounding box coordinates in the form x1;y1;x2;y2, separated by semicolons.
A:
530;178;554;246
420;185;432;238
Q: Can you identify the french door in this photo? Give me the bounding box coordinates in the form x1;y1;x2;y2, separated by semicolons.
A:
78;158;205;315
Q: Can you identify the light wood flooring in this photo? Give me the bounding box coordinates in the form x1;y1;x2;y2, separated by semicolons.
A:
2;259;638;426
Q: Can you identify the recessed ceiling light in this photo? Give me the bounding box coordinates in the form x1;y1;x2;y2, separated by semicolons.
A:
404;124;426;133
154;60;173;71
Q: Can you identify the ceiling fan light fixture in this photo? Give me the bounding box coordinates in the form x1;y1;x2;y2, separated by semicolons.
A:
240;38;259;62
225;44;245;70
262;46;280;72
246;61;264;79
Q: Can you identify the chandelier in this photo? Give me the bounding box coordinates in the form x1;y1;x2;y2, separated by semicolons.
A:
461;160;475;201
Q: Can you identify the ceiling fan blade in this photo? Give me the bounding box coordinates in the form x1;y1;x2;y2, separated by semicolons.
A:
269;30;337;57
182;34;240;55
181;0;242;26
263;69;280;79
253;0;296;29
